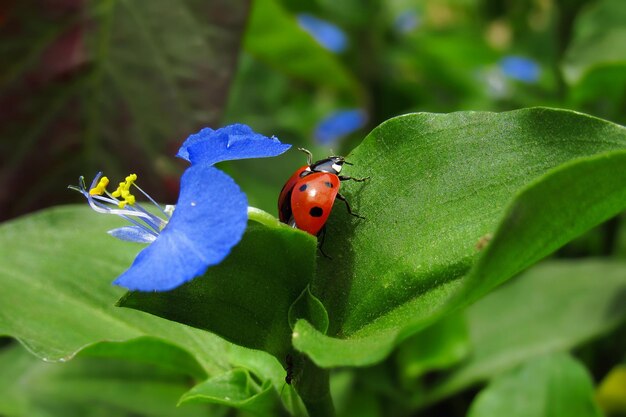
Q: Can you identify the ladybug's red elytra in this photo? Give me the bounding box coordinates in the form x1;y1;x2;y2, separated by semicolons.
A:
278;148;368;239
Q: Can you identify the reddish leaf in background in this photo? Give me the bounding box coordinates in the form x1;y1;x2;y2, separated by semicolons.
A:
38;24;86;83
0;0;250;220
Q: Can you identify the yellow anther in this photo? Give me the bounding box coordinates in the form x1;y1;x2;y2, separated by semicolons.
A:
125;194;136;205
111;173;138;207
89;177;109;196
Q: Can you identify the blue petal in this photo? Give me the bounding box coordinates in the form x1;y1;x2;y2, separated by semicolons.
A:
177;124;291;166
394;10;420;34
297;13;348;53
499;56;540;83
114;165;248;291
176;127;215;161
108;226;157;244
315;109;368;145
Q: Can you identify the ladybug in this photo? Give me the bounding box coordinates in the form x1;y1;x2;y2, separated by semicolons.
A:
278;148;368;240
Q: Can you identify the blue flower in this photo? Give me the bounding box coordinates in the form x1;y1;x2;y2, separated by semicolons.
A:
499;56;540;83
315;109;368;145
71;125;291;292
394;10;421;34
177;124;291;165
297;13;348;53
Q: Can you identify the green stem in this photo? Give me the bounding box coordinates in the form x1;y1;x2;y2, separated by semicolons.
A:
247;206;282;228
293;354;335;417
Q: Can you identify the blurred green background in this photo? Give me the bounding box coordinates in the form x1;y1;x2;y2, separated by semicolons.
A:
1;0;624;221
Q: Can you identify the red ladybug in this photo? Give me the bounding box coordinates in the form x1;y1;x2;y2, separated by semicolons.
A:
278;148;368;238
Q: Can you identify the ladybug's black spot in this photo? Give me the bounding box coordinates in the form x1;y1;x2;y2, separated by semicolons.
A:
324;181;333;188
299;184;308;192
309;206;324;217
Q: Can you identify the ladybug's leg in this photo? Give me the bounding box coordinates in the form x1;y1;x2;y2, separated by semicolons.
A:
317;227;332;259
338;175;370;182
336;193;365;219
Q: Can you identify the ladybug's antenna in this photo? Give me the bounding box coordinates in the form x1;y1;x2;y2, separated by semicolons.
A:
344;161;353;166
297;148;313;165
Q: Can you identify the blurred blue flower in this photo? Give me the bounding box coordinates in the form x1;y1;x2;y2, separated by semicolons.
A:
71;125;291;291
297;13;348;53
499;56;540;83
394;10;421;34
482;67;510;99
315;109;368;145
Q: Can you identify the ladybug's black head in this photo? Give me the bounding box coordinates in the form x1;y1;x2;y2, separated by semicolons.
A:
297;148;352;175
310;156;350;175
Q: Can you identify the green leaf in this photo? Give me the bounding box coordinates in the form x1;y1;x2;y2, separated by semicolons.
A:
244;0;361;96
289;287;330;335
0;204;313;416
562;0;626;120
119;217;317;362
562;0;626;85
451;146;626;306
395;313;469;382
293;108;626;367
0;206;229;375
0;343;218;417
336;391;383;417
0;205;297;413
79;337;208;380
423;260;626;406
0;344;34;416
179;369;279;417
616;214;626;258
467;353;602;417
